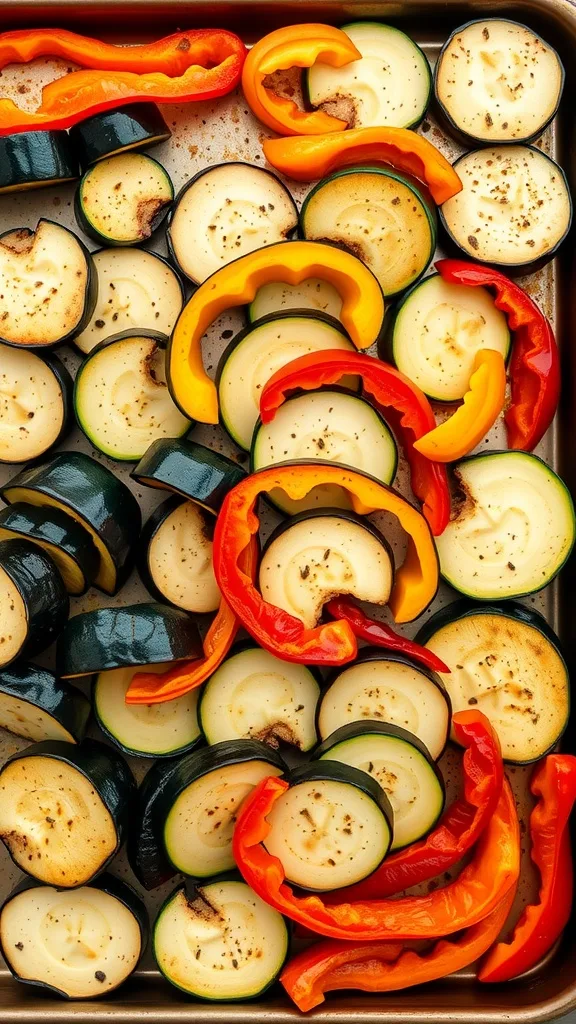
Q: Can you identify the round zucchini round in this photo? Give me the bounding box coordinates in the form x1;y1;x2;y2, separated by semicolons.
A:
0;662;90;744
0;503;99;596
248;278;343;322
131;437;246;513
75;152;174;246
0;130;78;193
0;538;69;667
0;346;73;463
69;103;171;167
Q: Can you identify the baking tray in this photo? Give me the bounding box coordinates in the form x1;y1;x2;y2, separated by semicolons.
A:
0;0;575;1020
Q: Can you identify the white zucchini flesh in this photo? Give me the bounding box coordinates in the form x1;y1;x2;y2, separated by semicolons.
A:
0;693;75;743
250;279;343;322
318;659;449;760
80;153;172;242
436;21;563;143
163;759;283;877
74;248;184;355
0;885;142;998
0;756;117;886
436;453;575;599
148;500;220;613
154;882;288;1000
259;516;393;629
0;345;66;461
0;565;27;667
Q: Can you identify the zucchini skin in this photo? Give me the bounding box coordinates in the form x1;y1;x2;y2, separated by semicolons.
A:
0;662;90;743
136;494;213;607
313;719;443;781
69;103;171;168
261;505;395;569
0;502;99;596
0;350;74;463
0;538;69;662
0;130;78;193
132;438;246;512
287;758;394;827
74;155;174;247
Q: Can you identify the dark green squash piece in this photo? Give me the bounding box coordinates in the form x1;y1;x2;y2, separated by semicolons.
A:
0;539;69;666
0;131;78;193
69;103;171;168
131;438;246;513
0;662;90;743
0;503;99;596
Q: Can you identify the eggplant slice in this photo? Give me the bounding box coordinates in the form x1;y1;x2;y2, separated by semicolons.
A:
0;663;90;744
0;346;73;463
69;103;171;167
75;152;174;245
0;130;78;193
131;437;246;513
0;539;69;667
0;503;99;596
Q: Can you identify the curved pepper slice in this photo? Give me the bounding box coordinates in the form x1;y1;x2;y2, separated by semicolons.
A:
260;349;450;535
263;128;462;204
168;241;385;424
325;598;450;674
241;25;361;136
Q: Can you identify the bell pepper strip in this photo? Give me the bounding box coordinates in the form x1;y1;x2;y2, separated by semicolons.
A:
436;259;560;452
0;29;247;133
168;241;385;424
259;349;450;536
413;350;507;462
262;128;462;205
241;25;361;136
232;771;520;940
325;598;450;674
479;753;576;984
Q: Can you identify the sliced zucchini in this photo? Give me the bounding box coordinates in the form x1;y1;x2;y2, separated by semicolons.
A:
249;279;343;322
0;451;142;595
0;346;73;463
0;130;78;193
263;761;393;890
218;311;356;450
0;738;135;886
307;22;431;129
0;663;90;744
56;602;203;679
73;248;184;355
137;496;220;613
131;437;245;513
440;147;572;270
154;879;288;1001
0;539;69;668
259;509;394;630
388;273;511;402
251;389;397;514
417;601;569;764
300;167;437;297
75;152;174;246
93;662;201;758
167;163;298;283
435;20;564;146
69;103;171;167
199;642;320;751
437;451;575;600
318;648;450;760
0;503;99;596
0;220;96;348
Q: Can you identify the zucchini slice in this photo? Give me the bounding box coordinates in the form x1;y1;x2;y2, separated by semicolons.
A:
259;508;394;630
388;273;511;402
93;663;201;758
0;738;135;886
75;152;174;246
199;642;320;751
249;279;343;322
436;451;575;600
167;163;298;284
154;879;288;1001
218;311;357;450
0;451;142;595
417;601;569;764
263;761;393;890
0;539;69;668
318;648;450;760
0;663;90;744
0;873;147;999
131;437;245;513
74;330;191;461
440;147;572;270
0;503;99;596
69;103;171;167
56;602;203;679
300;167;437;298
251;389;397;514
435;20;564;146
0;130;78;193
137;496;220;613
74;248;184;355
307;22;431;129
0;346;73;463
0;220;96;348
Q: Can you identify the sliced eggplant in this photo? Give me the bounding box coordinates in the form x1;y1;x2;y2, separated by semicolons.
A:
131;437;245;513
437;451;575;599
263;761;393;890
0;345;73;463
199;642;320;751
0;539;69;668
300;167;436;297
0;738;135;886
416;601;569;764
440;146;572;271
75;152;174;246
249;279;343;323
74;330;191;461
307;22;431;129
0;663;90;744
167;163;298;283
0;130;78;193
56;602;203;679
154;879;288;1001
69;103;171;167
0;452;142;595
218;311;356;450
0;220;96;348
0;503;99;596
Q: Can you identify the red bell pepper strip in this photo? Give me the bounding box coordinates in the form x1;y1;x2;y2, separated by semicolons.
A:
259;350;450;536
479;753;576;983
436;259;560;452
325;598;450;675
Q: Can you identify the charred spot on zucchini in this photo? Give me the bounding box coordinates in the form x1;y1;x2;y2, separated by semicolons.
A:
69;103;171;167
0;503;99;596
0;539;69;668
131;437;245;513
249;279;343;323
0;130;78;193
0;346;73;463
75;152;174;246
0;663;90;744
